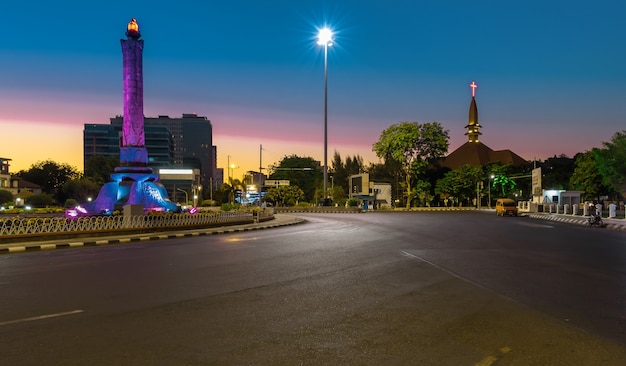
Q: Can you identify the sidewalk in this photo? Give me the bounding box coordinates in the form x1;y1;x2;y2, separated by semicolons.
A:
526;212;626;231
0;214;305;255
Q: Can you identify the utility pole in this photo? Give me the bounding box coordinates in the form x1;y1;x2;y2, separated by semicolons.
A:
259;144;263;176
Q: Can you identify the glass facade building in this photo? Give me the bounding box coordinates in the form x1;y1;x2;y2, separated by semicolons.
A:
83;113;217;190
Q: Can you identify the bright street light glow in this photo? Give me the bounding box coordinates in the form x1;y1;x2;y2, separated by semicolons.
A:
317;27;334;46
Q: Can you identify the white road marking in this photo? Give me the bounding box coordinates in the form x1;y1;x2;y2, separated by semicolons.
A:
400;250;420;259
517;222;554;228
0;310;84;326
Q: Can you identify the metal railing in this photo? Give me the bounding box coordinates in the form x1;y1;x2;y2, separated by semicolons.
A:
0;211;264;238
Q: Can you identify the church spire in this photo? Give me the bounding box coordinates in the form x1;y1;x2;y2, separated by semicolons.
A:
465;80;482;143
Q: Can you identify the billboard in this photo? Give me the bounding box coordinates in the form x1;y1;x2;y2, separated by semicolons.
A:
265;179;290;188
532;167;542;195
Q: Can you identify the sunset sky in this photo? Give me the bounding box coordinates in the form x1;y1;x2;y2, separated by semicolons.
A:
1;0;624;178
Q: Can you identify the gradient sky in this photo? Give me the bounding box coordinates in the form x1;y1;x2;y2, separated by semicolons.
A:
1;0;624;177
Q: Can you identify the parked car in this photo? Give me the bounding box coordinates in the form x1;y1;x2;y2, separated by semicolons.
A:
495;198;518;216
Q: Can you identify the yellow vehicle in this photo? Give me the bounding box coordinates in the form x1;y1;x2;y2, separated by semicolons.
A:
495;198;518;216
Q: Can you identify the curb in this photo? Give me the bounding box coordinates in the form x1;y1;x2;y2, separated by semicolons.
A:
0;217;305;255
527;213;626;231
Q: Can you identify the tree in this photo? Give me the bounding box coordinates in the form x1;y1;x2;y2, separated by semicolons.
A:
345;155;364;176
484;163;511;181
265;186;304;206
372;121;449;208
15;160;81;201
85;155;119;186
330;151;347;194
330;151;365;196
493;175;517;197
60;178;101;204
482;163;514;206
212;183;231;204
269;155;322;202
539;154;575;190
569;151;603;200
230;178;244;203
412;180;433;207
330;185;346;203
435;164;482;206
594;131;626;197
0;189;13;206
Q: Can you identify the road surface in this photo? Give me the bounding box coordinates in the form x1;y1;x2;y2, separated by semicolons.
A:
1;211;625;365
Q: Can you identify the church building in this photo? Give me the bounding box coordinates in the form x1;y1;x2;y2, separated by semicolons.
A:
441;81;527;170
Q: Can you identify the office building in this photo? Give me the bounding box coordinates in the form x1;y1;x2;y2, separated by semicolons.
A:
84;113;218;190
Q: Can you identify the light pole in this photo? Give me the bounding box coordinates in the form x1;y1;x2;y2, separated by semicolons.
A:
229;164;238;183
176;188;189;206
317;27;333;204
488;174;495;209
193;185;201;207
329;175;334;202
227;155;232;184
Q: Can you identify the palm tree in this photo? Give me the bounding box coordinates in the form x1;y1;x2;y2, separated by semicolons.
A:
492;175;516;196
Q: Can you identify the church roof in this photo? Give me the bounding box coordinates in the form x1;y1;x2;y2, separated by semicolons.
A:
441;141;527;170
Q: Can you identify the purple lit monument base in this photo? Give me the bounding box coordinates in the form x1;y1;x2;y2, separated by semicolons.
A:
78;168;179;216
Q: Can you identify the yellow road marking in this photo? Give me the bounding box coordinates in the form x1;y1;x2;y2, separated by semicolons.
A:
475;356;498;366
475;346;512;366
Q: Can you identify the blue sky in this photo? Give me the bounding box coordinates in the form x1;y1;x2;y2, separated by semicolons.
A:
0;0;624;175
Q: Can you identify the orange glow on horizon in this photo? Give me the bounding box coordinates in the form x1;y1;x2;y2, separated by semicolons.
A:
1;119;83;172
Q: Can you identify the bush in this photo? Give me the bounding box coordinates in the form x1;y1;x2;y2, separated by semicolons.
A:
346;198;360;207
25;193;55;208
0;189;13;206
221;203;241;212
297;201;310;207
64;199;78;208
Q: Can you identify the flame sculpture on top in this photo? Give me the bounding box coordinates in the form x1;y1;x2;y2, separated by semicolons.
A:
127;18;139;36
70;18;179;217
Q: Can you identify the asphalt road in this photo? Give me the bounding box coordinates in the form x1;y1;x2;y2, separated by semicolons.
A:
1;211;625;365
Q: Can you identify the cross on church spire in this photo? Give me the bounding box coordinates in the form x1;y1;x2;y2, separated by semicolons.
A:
470;80;477;97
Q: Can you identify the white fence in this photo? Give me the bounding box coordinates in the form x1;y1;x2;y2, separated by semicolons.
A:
0;211;265;238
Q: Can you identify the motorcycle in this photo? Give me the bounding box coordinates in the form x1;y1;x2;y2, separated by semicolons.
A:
587;213;604;227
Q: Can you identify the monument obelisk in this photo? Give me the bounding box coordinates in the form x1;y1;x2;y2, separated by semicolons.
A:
119;18;149;169
110;18;177;212
73;18;179;216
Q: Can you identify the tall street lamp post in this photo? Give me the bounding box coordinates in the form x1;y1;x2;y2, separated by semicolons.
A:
176;188;189;206
193;185;201;207
227;155;232;184
488;174;495;209
227;155;237;204
229;166;239;205
317;27;333;204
